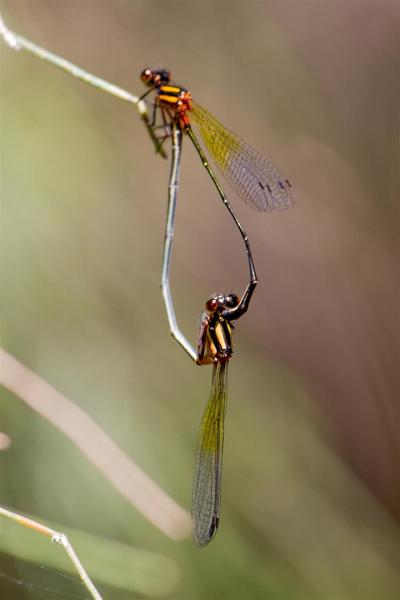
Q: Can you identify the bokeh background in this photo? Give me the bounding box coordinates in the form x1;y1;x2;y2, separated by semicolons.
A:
1;1;399;599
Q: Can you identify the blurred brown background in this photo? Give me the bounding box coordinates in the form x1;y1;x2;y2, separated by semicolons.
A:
1;1;399;599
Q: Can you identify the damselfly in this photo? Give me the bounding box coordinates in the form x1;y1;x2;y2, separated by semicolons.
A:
193;287;255;546
139;67;262;337
139;67;295;214
160;126;257;544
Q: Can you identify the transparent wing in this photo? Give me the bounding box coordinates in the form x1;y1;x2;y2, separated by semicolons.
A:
191;102;294;212
191;361;228;546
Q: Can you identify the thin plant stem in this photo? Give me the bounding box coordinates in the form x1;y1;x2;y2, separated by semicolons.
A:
0;506;103;600
0;11;167;158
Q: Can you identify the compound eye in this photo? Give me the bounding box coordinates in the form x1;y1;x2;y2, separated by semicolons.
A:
140;68;153;83
225;293;239;308
206;298;219;313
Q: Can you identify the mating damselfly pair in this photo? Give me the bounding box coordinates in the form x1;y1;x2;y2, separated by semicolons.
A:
139;67;294;546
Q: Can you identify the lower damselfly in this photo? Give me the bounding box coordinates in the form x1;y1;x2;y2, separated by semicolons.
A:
193;288;255;546
159;124;256;546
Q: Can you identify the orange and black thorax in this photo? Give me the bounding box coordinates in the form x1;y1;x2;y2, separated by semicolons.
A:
156;84;193;129
206;314;234;363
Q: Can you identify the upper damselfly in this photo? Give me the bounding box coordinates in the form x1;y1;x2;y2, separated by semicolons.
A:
139;67;294;315
139;67;295;213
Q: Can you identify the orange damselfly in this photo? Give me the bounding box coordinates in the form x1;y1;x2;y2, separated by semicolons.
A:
139;67;294;213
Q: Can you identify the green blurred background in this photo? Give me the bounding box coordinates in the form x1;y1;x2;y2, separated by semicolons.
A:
1;1;399;598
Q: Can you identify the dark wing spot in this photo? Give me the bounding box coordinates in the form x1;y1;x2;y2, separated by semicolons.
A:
209;514;220;540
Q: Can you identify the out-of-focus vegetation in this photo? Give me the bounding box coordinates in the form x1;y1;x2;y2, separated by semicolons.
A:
1;1;399;599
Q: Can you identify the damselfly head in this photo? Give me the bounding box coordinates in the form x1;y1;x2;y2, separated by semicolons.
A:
206;293;239;314
140;67;170;88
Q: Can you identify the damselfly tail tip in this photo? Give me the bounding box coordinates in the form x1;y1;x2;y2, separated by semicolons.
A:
192;513;220;547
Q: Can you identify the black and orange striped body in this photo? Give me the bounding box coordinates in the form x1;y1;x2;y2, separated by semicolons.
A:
156;84;193;129
207;316;233;362
197;311;234;365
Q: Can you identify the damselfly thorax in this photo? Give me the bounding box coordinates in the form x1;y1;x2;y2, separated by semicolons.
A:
196;293;239;366
156;84;193;130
